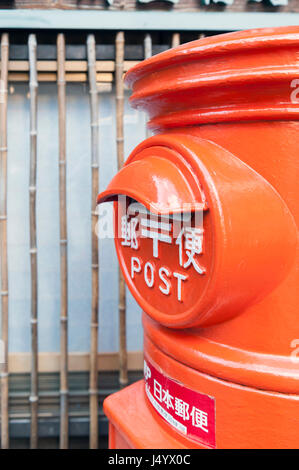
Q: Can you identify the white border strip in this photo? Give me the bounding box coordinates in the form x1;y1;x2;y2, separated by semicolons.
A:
0;10;298;31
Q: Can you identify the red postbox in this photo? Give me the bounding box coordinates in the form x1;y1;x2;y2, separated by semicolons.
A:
97;26;299;449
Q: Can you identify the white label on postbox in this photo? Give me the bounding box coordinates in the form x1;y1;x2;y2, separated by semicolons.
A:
144;357;216;448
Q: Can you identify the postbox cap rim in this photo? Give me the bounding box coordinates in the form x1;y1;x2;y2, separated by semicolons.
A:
125;26;299;89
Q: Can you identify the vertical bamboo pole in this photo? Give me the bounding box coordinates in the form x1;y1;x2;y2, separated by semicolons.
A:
57;33;69;450
0;32;9;450
87;34;100;450
144;34;152;139
144;33;152;60
171;33;180;48
28;34;38;450
115;32;128;388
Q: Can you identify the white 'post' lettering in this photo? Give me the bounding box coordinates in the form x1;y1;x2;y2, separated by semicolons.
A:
131;256;141;279
173;272;188;302
159;267;171;296
144;261;154;288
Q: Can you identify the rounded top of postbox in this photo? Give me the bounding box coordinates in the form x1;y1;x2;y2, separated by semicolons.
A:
125;26;299;130
125;26;299;87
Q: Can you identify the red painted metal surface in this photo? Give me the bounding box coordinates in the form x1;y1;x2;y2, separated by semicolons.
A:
99;26;299;448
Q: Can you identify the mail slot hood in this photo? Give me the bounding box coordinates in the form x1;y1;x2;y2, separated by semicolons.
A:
97;140;206;216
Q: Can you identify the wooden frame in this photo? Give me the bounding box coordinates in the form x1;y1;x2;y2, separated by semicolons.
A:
4;60;139;72
8;351;143;374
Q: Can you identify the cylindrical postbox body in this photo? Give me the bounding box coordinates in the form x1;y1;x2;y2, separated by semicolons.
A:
98;27;299;449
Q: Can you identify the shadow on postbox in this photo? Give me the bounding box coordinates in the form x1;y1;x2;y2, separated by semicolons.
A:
97;133;297;329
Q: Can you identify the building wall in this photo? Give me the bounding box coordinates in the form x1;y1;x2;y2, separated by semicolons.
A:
2;0;299;13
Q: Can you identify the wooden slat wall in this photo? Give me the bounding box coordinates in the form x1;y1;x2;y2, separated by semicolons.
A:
8;351;143;374
0;30;183;448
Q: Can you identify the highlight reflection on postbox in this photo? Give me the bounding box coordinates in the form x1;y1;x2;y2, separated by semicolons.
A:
114;196;209;323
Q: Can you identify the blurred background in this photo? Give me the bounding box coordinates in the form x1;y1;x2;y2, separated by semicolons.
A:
0;1;298;450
